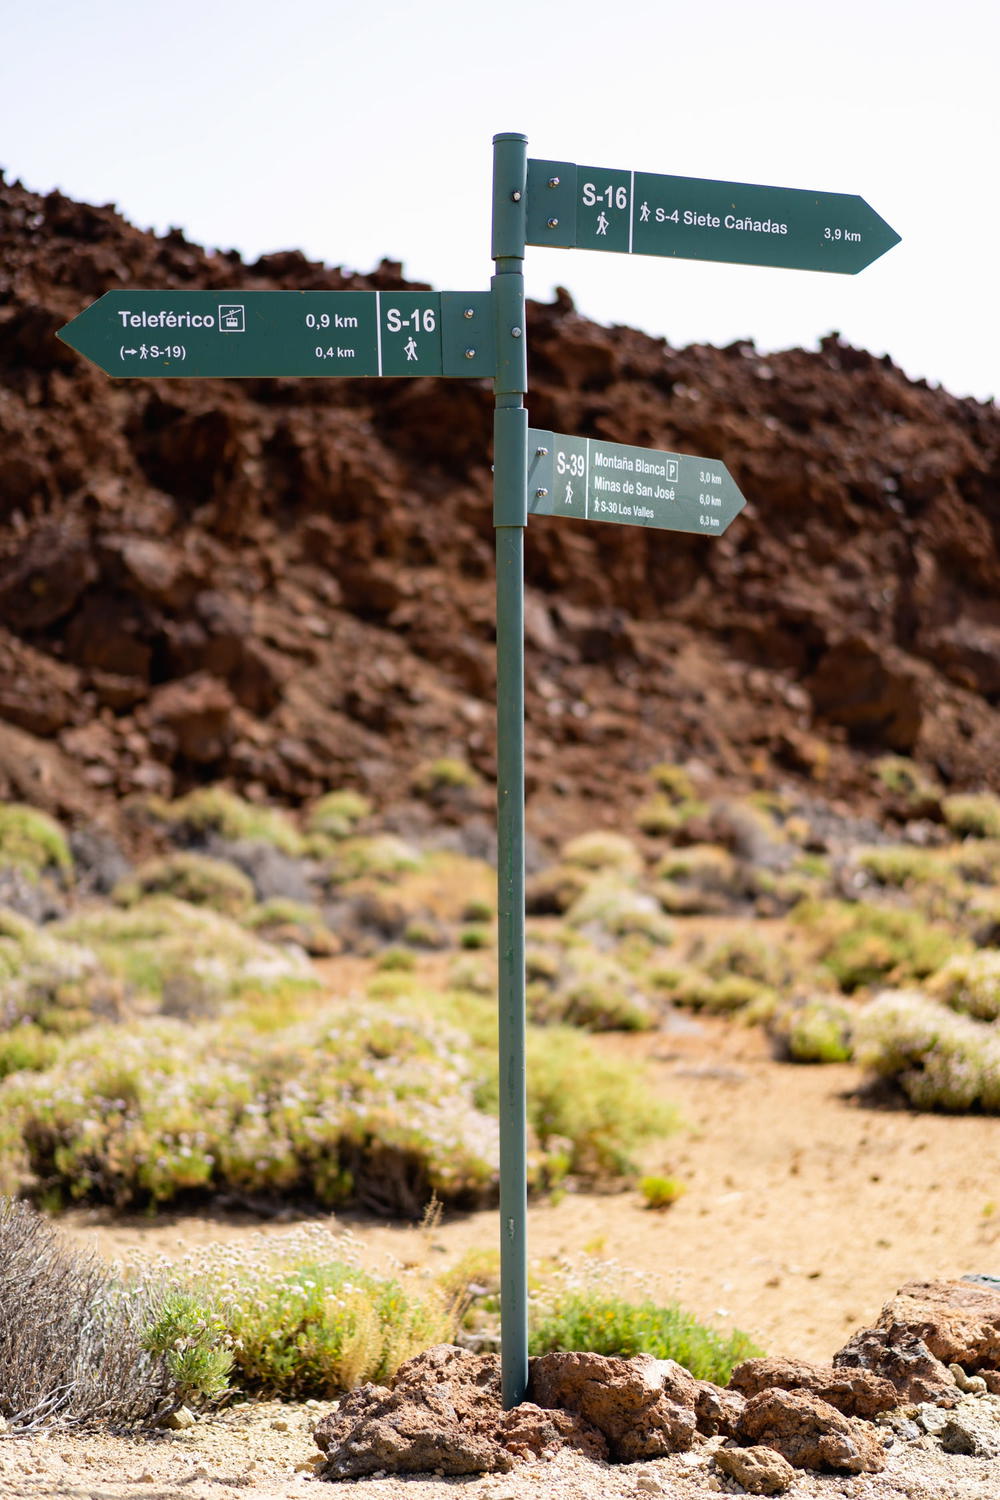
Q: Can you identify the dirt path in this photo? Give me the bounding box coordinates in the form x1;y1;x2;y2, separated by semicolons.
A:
61;1014;1000;1362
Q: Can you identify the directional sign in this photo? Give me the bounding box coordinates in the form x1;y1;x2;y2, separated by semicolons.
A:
56;290;495;378
526;160;900;274
527;429;745;536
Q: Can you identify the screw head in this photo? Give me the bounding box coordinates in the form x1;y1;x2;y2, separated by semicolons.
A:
535;447;549;457
546;218;559;229
511;190;522;202
535;488;548;498
511;327;522;338
464;348;476;359
463;307;475;319
547;177;560;188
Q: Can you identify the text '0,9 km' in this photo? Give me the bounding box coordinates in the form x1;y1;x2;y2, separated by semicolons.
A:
58;290;493;379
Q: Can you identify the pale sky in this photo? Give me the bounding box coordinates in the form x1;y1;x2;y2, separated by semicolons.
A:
3;0;997;402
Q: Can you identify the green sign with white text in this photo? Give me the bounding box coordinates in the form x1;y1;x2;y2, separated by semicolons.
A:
526;160;900;274
57;290;494;378
527;429;745;535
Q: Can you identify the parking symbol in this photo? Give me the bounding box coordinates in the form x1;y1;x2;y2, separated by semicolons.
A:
218;304;245;333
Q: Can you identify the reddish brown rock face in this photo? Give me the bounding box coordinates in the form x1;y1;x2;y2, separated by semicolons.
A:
736;1387;887;1473
729;1355;898;1418
2;174;1000;828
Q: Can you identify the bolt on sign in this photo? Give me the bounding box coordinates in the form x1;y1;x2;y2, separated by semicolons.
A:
58;289;495;378
525;160;900;274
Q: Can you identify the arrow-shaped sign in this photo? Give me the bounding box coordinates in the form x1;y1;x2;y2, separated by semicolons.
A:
527;429;745;536
57;289;494;378
526;160;900;274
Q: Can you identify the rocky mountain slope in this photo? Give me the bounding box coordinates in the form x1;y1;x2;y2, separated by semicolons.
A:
1;171;998;841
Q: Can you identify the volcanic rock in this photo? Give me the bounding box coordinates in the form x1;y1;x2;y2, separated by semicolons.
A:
714;1442;797;1494
834;1279;1000;1402
2;172;1000;834
527;1351;697;1460
312;1345;605;1479
729;1354;898;1417
736;1387;887;1473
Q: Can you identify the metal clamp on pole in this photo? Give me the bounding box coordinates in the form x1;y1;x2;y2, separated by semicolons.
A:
490;130;529;1412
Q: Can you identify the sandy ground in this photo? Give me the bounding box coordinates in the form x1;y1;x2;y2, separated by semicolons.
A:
61;1012;1000;1360
11;1013;1000;1498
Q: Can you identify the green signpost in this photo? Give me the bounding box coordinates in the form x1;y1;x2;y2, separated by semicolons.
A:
57;131;899;1415
528;429;745;535
526;159;900;274
57;289;495;378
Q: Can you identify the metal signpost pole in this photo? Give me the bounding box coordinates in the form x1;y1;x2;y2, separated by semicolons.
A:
490;130;529;1411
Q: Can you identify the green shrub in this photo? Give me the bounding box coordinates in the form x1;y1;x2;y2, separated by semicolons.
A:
411;758;480;796
462;896;494;923
697;931;787;987
648;763;697;802
854;845;957;898
0;907;118;1035
56;898;316;1013
242;899;340;956
114;853;255;918
639;1175;686;1209
560;831;643;877
521;1027;676;1180
654;845;742;913
873;756;942;816
0;803;72;879
528;1292;760;1384
854;990;1000;1112
942;793;1000;840
306;789;372;839
0;1022;63;1078
793;900;962;993
376;946;417;972
927;952;1000;1021
668;969;778;1017
525;863;593;915
529;947;659;1033
153;788;305;855
566;876;674;946
769;998;854;1063
325;835;423;885
459;925;491;950
140;1291;234;1407
226;1259;449;1396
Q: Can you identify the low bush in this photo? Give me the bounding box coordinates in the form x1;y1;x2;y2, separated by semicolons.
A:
639;1174;686;1209
873;756;943;818
242;899;340;956
793;900;961;993
566;875;674;946
150;787;305;855
0;907;120;1036
854;990;1000;1112
528;1288;760;1383
0;1197;172;1427
560;831;643;877
654;844;742;914
0;803;73;880
411;758;481;796
306;789;372;840
648;763;697;802
927;952;1000;1022
324;835;423;885
114;852;255;918
528;945;659;1032
55;897;316;1014
769;997;855;1063
942;794;1000;840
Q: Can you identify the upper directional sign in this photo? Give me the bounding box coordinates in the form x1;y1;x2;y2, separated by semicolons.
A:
57;290;495;378
526;160;900;274
527;429;745;536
